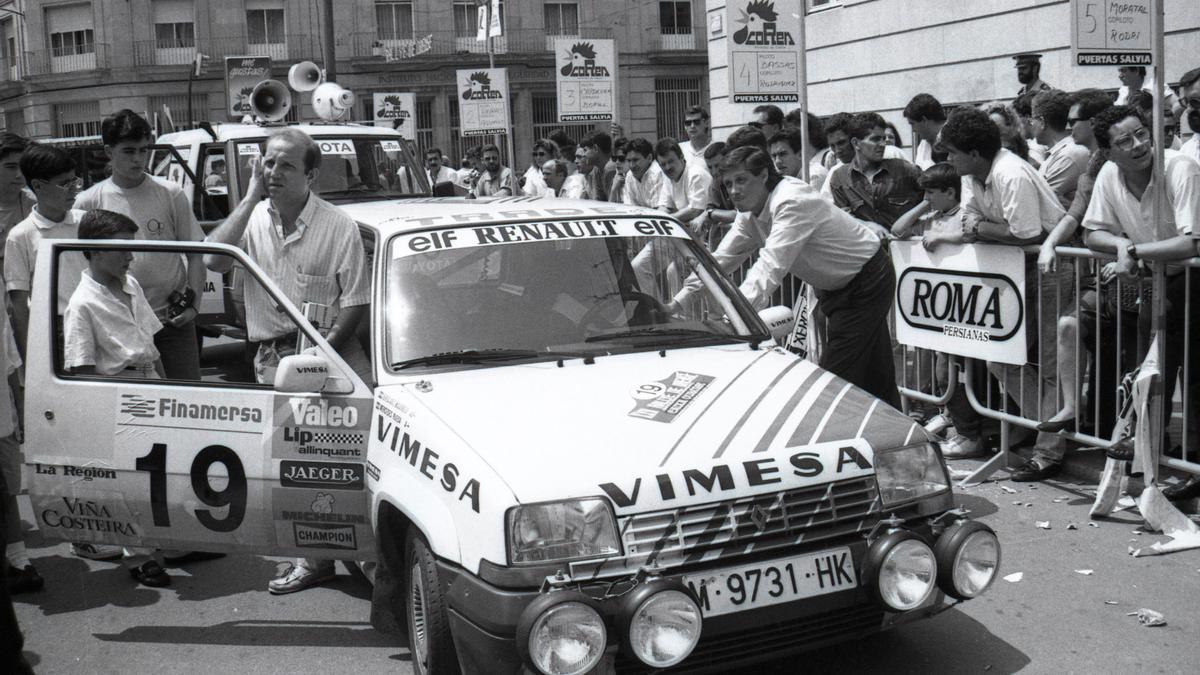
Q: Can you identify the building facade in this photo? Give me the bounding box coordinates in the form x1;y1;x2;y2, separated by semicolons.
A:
707;0;1200;145
0;0;710;167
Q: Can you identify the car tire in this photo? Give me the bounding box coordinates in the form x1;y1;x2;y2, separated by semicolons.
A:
404;528;460;675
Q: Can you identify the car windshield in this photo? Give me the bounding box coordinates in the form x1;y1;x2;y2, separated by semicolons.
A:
234;135;426;200
384;216;765;371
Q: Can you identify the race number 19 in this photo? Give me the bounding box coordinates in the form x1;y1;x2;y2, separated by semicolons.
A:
135;443;247;532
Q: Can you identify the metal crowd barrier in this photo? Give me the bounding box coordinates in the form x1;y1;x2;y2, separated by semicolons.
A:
896;245;1199;481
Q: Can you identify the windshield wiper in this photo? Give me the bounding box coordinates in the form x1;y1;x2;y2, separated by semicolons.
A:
584;327;765;348
392;348;593;369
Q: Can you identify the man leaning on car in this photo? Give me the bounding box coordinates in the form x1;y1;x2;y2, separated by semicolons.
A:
205;127;371;594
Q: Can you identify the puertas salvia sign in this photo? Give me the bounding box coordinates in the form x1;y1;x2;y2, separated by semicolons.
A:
554;38;616;122
456;68;510;137
1071;0;1153;66
726;0;801;103
891;241;1028;366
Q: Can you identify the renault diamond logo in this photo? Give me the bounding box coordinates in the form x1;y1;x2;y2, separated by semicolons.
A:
750;504;769;532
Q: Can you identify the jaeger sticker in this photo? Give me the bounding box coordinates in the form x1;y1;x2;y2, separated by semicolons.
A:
629;371;715;423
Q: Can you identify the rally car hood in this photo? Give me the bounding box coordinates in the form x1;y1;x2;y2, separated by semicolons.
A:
404;346;929;513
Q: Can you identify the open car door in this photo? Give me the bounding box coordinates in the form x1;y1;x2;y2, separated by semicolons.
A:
24;239;377;561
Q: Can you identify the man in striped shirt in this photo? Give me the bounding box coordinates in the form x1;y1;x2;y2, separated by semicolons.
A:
206;127;370;595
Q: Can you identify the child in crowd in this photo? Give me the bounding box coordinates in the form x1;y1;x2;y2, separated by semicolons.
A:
0;133;35;278
891;162;964;248
63;209;169;586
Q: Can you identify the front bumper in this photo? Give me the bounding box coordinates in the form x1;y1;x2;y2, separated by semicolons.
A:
440;514;991;674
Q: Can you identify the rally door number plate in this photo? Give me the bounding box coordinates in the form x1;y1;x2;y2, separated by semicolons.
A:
683;547;857;617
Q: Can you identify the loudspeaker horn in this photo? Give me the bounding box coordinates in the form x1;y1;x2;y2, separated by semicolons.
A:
249;79;292;122
288;61;324;92
311;82;355;122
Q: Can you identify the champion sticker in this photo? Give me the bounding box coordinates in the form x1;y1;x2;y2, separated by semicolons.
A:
629;371;714;423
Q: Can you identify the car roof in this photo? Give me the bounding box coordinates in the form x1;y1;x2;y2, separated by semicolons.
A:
342;196;673;237
157;123;404;145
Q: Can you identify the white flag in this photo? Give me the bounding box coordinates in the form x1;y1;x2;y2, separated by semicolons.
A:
488;0;503;37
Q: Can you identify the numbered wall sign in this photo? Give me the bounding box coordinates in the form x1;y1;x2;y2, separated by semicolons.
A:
456;67;511;137
554;38;617;122
725;0;801;103
1071;0;1153;66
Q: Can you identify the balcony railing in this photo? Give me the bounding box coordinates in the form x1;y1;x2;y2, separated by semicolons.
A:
0;55;19;83
133;35;322;68
653;27;699;51
23;43;109;77
349;27;613;61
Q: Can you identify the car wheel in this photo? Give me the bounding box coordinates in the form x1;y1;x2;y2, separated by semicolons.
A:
405;529;460;675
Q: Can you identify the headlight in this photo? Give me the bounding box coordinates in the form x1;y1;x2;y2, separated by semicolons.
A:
865;531;938;611
624;587;702;668
874;443;950;507
935;520;1001;600
507;498;622;564
523;598;607;675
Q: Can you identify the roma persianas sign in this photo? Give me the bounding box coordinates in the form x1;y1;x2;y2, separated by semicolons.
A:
891;241;1027;365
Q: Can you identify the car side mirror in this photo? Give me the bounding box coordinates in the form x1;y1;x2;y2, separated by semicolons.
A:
758;306;794;344
274;354;332;393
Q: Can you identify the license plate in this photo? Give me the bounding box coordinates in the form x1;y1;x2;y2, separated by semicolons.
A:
683;547;857;617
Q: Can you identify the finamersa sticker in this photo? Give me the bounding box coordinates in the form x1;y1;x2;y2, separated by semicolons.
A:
393;218;689;257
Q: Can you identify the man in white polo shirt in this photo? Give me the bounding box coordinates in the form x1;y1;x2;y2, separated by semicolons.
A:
654;138;710;232
620;138;665;208
939;106;1067;477
206;127;370;594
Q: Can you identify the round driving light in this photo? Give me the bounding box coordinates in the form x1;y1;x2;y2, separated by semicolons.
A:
866;532;937;611
628;590;703;668
526;601;607;675
934;520;1001;600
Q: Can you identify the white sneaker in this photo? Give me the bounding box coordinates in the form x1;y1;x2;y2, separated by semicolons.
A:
924;413;952;437
941;434;988;459
71;543;124;561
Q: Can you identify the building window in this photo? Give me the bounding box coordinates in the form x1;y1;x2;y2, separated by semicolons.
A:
452;1;476;38
807;0;842;12
55;101;101;138
416;98;435;157
544;2;579;36
531;92;593;150
447;96;463;168
658;1;691;35
376;1;414;41
655;76;702;141
50;29;94;57
154;22;194;49
247;7;286;61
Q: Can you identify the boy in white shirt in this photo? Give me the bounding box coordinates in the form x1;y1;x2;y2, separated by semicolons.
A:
63;209;170;587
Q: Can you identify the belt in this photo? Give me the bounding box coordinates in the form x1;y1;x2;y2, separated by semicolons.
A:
261;332;300;349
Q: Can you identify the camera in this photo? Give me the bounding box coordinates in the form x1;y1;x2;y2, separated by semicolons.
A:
166;288;197;319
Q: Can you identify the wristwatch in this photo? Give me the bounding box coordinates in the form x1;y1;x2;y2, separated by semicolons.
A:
1124;241;1139;260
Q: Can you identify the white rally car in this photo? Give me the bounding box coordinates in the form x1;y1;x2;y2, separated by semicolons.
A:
25;198;1000;674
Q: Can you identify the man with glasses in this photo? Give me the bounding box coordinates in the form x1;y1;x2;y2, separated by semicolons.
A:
750;105;784;142
521;138;558;196
608;138;628;202
1032;90;1091;210
1081;105;1200;500
680;105;712;166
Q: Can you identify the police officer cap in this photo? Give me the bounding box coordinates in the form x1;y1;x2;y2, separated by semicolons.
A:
1012;53;1043;66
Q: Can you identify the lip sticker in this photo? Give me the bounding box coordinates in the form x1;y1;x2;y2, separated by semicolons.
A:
629;371;714;423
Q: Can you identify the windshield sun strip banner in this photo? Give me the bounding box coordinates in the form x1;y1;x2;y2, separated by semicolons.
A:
390;217;689;258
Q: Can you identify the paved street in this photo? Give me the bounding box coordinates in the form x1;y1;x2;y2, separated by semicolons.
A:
12;459;1199;674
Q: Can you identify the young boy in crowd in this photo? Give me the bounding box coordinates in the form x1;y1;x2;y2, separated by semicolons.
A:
63;209;169;586
0;134;35;278
891;162;964;248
